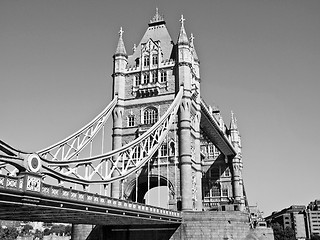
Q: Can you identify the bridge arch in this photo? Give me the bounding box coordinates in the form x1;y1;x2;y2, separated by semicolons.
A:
124;174;175;206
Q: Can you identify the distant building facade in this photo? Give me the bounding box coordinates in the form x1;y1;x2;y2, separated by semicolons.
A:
305;200;320;238
265;205;307;240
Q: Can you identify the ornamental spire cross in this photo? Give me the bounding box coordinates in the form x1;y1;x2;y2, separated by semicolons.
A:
180;14;185;27
119;27;124;38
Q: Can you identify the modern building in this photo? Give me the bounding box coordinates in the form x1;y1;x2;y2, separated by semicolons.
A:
305;200;320;238
265;205;307;240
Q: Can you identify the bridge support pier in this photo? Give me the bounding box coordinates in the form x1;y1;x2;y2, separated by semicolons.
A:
71;224;95;240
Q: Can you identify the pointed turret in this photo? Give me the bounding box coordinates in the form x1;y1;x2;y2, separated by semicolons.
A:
115;27;127;56
189;33;199;61
190;33;200;81
177;15;189;45
230;111;240;146
113;27;127;99
230;111;238;130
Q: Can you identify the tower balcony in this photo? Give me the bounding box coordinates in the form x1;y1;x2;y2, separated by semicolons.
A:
133;81;167;98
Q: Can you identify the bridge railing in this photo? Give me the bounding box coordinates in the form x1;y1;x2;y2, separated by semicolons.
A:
0;173;181;218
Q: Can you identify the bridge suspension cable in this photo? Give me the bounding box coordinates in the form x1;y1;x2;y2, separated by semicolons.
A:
37;96;118;161
40;87;183;186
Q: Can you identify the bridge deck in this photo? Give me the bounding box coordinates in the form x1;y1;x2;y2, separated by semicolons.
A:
0;173;181;225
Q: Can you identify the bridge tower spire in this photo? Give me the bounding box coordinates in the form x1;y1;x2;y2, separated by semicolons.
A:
112;27;128;198
177;15;194;211
229;111;245;210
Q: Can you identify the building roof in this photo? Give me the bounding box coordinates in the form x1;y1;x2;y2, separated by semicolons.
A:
127;9;173;66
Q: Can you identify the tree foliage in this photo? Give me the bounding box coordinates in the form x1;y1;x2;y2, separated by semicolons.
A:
0;227;19;240
21;224;33;235
270;222;296;240
311;234;320;240
45;224;72;236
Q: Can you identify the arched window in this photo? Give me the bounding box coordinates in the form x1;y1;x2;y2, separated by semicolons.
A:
143;107;158;125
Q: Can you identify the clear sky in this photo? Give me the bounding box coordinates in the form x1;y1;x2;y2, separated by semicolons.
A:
1;0;319;216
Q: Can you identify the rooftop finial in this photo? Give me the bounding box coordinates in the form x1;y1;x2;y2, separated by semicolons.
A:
230;110;238;130
149;8;165;25
119;27;124;38
180;15;185;27
178;14;189;45
190;33;194;44
115;26;127;56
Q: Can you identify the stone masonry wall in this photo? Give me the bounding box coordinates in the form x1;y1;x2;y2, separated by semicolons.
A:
170;211;274;240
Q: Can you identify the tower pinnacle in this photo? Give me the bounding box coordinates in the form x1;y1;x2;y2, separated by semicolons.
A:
115;27;127;56
190;33;199;61
230;111;238;130
178;15;189;45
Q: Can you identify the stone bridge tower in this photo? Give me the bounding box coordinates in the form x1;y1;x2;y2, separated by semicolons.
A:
111;9;245;212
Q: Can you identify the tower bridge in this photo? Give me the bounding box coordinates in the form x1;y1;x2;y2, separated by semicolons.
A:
0;9;273;240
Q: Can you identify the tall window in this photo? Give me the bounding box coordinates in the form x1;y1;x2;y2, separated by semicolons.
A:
208;144;214;157
222;188;229;197
128;115;135;127
212;186;220;197
143;107;158;125
143;72;150;84
152;71;158;83
160;143;168;156
169;142;175;156
135;58;140;67
224;168;230;177
160;71;167;82
135;74;141;86
144;55;150;67
152;54;158;65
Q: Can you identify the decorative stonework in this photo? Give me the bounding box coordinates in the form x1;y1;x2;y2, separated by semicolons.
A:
26;176;41;192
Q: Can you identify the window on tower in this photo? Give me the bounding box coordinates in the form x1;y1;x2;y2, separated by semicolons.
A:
160;71;167;82
144;55;150;67
135;74;141;86
222;188;229;197
160;143;168;156
152;71;158;83
143;72;150;84
135;58;140;67
143;107;158;125
127;115;135;127
224;168;230;177
152;54;158;65
212;186;221;197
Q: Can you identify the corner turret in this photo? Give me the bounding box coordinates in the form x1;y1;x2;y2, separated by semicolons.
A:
113;27;128;99
177;15;192;89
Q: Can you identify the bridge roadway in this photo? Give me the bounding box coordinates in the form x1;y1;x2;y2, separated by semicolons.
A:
0;173;181;225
